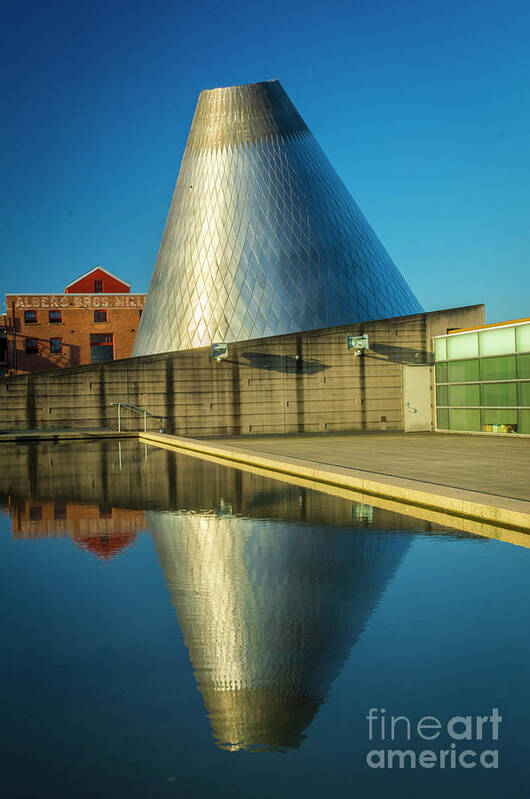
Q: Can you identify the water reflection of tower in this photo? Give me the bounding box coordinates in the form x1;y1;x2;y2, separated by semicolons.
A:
150;511;410;751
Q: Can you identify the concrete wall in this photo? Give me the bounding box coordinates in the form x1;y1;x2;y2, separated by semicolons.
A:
0;305;484;435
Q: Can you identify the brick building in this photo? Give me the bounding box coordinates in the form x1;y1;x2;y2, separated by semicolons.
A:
0;314;7;375
4;266;145;375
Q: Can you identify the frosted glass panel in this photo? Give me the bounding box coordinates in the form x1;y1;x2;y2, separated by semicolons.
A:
448;384;480;406
518;382;530;407
449;408;480;431
447;359;480;383
482;409;518;425
436;408;449;429
515;324;530;353
434;338;447;361
481;382;517;406
480;355;516;381
519;410;530;434
446;333;478;360
479;327;515;356
517;354;530;379
436;385;448;406
435;362;448;383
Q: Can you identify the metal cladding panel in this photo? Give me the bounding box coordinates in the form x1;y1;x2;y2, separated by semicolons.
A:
133;80;422;356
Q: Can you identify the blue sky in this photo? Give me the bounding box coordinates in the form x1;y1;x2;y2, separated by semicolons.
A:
1;0;529;322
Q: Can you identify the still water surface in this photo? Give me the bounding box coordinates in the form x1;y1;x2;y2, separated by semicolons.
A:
1;440;529;798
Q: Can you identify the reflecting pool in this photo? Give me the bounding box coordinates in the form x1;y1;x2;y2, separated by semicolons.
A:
1;440;529;798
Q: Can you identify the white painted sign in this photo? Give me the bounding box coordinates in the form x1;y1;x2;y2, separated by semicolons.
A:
9;294;145;310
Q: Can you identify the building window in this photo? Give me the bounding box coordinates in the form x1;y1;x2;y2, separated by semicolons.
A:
90;333;114;363
54;505;67;520
94;310;107;323
24;310;38;324
25;338;39;353
90;333;113;345
49;310;62;323
99;505;113;519
94;279;103;293
50;337;63;353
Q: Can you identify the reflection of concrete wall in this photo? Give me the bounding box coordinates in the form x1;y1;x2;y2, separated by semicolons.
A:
150;511;410;751
0;305;484;433
0;440;448;535
0;440;177;512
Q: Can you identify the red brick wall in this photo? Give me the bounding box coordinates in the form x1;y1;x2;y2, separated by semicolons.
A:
6;293;145;374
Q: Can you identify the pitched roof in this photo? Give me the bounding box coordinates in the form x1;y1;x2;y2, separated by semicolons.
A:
64;266;131;291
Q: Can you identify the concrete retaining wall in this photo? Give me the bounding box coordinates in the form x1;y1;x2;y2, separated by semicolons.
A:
0;305;484;435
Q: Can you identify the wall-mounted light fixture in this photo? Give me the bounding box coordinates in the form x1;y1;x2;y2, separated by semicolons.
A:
346;334;369;358
211;342;228;363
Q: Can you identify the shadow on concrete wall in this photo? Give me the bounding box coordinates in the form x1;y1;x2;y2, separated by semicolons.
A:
241;352;329;374
369;343;432;364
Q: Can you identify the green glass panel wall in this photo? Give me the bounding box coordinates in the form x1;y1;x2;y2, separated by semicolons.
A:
517;354;530;379
447;359;480;383
434;323;530;434
478;327;515;356
481;382;517;406
436;385;448;406
479;355;516;381
434;338;447;360
436;408;449;429
482;409;518;425
435;362;448;383
448;384;480;406
515;324;530;353
449;408;481;431
518;382;530;407
446;333;478;360
518;410;530;434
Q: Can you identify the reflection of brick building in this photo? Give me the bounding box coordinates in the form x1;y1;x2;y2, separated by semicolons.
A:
6;499;146;560
4;266;145;375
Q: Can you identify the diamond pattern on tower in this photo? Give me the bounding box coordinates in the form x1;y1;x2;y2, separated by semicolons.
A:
133;81;422;356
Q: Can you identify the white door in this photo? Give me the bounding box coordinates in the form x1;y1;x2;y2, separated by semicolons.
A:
403;365;431;432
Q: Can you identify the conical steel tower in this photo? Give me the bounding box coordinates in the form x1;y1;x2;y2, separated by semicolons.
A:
133;80;422;356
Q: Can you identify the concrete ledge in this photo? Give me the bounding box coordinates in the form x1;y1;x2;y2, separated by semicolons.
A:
435;428;530;439
139;431;530;533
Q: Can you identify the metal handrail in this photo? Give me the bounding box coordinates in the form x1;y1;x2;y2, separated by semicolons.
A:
110;402;164;432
